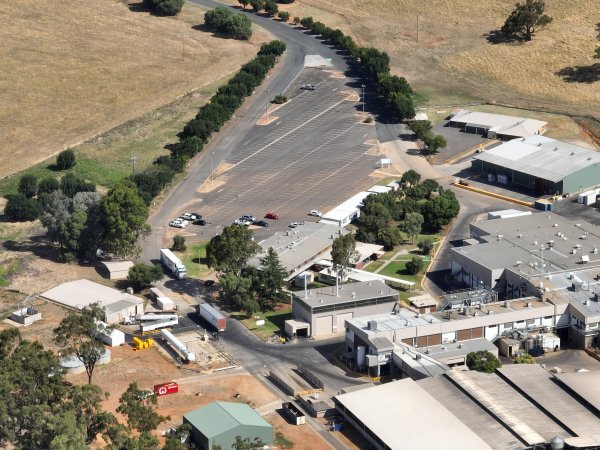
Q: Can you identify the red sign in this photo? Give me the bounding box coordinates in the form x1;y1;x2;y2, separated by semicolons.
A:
154;382;179;396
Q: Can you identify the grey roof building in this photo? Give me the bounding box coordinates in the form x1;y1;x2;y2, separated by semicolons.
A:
183;402;273;450
447;109;547;140
471;135;600;194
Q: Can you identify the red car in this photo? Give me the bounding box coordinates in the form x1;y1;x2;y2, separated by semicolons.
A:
265;212;280;220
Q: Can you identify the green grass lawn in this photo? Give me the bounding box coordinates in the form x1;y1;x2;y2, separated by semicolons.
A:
363;260;385;273
179;243;211;279
241;306;292;340
379;259;423;285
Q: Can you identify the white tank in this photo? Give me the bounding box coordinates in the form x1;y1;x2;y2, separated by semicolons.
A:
357;346;366;369
160;329;196;362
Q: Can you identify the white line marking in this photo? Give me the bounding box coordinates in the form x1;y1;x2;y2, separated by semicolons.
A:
363;133;369;137
217;189;223;193
282;68;304;93
276;121;281;125
332;88;338;92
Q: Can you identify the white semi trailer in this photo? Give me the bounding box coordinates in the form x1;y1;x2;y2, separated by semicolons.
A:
160;249;187;279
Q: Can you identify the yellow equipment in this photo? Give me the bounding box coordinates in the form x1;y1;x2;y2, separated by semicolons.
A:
133;337;154;351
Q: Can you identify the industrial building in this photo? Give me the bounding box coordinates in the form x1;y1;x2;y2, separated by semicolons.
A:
183;402;273;450
471;136;600;195
334;366;600;450
98;261;134;280
41;279;144;324
320;191;372;227
285;280;398;339
247;222;349;281
450;211;600;348
447;109;547;140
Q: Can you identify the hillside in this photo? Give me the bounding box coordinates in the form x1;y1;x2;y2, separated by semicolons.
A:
0;0;269;179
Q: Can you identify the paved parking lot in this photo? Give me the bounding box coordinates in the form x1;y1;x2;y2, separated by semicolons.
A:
183;67;379;241
431;122;491;164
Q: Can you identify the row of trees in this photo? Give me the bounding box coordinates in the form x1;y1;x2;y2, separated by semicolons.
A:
355;170;459;250
206;225;287;315
238;0;292;16
0;326;188;450
205;7;253;39
298;17;416;121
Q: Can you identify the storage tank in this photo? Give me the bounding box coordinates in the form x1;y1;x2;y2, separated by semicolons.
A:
160;329;196;362
550;437;564;449
357;346;366;369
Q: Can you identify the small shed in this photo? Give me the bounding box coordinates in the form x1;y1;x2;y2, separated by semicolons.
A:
409;294;438;314
95;321;126;347
99;261;134;280
104;298;144;324
184;402;273;450
10;307;42;325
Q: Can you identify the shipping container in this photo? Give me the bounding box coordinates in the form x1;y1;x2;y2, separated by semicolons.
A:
157;296;175;311
154;382;179;396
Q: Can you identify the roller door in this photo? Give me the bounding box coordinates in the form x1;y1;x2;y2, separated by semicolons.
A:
335;313;353;333
315;316;333;336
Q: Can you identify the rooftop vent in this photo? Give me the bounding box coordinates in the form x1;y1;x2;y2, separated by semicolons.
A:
570;152;575;156
351;292;356;298
368;320;378;331
487;310;493;315
554;147;558;151
553;223;559;227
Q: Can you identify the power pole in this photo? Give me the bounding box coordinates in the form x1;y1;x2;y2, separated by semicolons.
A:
129;156;137;175
417;15;423;43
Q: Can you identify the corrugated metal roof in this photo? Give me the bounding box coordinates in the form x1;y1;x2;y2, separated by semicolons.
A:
449;110;547;137
474;136;600;182
184;402;272;439
41;279;142;310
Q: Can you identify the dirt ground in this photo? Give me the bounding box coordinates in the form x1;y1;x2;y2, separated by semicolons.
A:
0;0;270;179
253;0;599;117
266;411;334;450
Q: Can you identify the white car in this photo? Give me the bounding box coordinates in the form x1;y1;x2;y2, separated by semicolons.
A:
240;214;256;222
301;84;316;90
309;210;323;217
169;219;189;228
180;213;201;221
289;222;299;228
233;219;252;226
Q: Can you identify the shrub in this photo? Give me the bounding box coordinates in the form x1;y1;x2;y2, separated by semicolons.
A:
18;174;38;198
143;0;184;16
127;263;164;292
264;0;278;16
204;7;252;39
173;235;186;252
514;353;536;364
278;11;290;21
272;95;287;104
60;173;95;198
467;351;502;373
300;17;314;29
405;256;423;275
56;149;76;170
4;194;42;222
37;177;60;195
417;238;434;255
293;16;300;25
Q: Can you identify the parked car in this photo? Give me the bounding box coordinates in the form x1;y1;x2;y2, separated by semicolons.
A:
240;214;256;222
265;212;279;220
193;219;206;226
289;222;299;228
233;218;252;226
180;213;201;221
254;220;269;227
169;219;189;228
301;84;316;90
309;210;323;217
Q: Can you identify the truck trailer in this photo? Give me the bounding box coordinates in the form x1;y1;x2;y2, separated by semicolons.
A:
160;249;187;280
140;316;178;333
198;303;226;332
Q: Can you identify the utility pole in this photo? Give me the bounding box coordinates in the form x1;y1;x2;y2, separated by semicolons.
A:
417;15;423;43
264;88;270;119
129;156;137;175
210;151;215;182
361;84;366;113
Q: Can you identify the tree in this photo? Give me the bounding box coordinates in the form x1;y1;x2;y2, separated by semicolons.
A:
278;11;290;21
300;16;314;29
466;350;502;373
264;0;278;16
400;169;421;187
408;120;432;141
515;353;536;364
206;224;260;275
238;0;249;8
41;190;72;247
117;382;168;433
501;0;552;41
596;25;600;59
421;188;460;230
66;383;116;444
173;235;186;252
422;133;447;155
38;176;61;195
249;0;265;12
54;303;106;384
417;238;434;255
18;174;38;198
100;180;150;259
293;16;300;25
4;193;42;221
128;263;163;292
257;247;287;309
219;271;254;312
331;234;359;281
143;0;184;16
388;92;415;121
56;149;76;170
377;226;403;251
232;436;266;450
405;256;424;275
57;209;87;262
400;212;423;244
60;172;95;198
163;424;192;450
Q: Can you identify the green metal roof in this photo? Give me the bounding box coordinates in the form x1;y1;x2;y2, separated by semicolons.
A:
184;402;272;438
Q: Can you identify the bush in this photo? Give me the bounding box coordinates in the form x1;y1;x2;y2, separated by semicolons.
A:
60;173;95;198
143;0;184;16
204;7;252;39
264;0;278;16
405;256;424;275
293;16;300;25
18;174;38;198
173;235;186;252
271;95;287;104
56;149;76;170
37;177;60;195
4;194;42;222
127;263;164;292
514;353;536;364
278;11;290;21
417;238;434;255
466;351;502;373
300;17;314;29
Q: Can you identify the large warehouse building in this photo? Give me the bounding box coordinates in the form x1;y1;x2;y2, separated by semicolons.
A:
183;402;273;450
447;109;547;140
471;136;600;195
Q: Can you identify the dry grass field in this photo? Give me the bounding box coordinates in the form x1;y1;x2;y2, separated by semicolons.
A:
273;0;599;116
0;0;270;180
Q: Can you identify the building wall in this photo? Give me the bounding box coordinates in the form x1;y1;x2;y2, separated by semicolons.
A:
211;425;273;450
563;164;600;195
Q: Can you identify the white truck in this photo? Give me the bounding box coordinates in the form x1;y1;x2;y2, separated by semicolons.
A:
160;248;187;280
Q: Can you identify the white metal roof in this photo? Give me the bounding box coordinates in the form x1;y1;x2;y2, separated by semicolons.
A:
450;109;547;137
100;261;134;274
474;136;600;182
334;378;493;449
321;191;372;222
41;279;143;311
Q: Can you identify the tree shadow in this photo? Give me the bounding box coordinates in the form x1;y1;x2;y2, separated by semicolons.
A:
483;29;522;44
3;236;59;262
127;2;148;13
556;64;600;84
